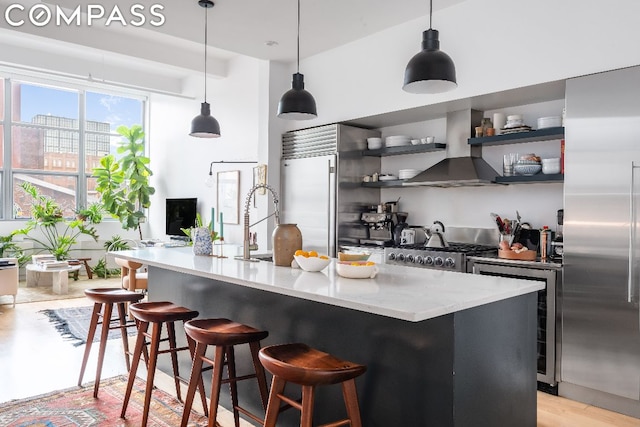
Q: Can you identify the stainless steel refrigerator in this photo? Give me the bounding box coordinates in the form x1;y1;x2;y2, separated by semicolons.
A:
280;124;380;257
561;65;640;418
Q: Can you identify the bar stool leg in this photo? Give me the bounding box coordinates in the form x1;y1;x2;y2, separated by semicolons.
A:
121;320;149;419
77;303;101;387
249;341;270;409
209;345;226;427
185;335;209;417
180;342;207;427
115;302;132;371
140;321;162;427
166;321;183;402
263;376;286;427
93;301;113;398
342;379;363;427
225;346;243;427
301;385;315;427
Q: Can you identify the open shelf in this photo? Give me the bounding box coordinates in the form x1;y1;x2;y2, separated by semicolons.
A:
495;173;564;184
363;142;446;157
361;180;406;188
468;127;564;146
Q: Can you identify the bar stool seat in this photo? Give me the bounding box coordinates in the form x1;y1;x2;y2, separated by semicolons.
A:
121;301;208;427
181;318;270;427
259;343;367;427
77;288;144;398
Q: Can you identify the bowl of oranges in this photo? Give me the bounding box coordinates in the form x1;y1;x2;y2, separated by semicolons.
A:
293;250;331;272
335;261;378;279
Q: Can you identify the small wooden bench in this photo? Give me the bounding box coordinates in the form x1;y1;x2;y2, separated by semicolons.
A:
68;257;93;279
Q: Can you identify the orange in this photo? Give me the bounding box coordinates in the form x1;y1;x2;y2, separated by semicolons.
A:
308;250;318;257
319;255;329;260
294;249;308;257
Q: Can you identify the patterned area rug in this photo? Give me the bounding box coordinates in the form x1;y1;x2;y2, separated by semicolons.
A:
0;375;208;426
40;304;139;347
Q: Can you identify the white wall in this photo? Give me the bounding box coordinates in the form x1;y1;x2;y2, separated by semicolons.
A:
276;0;640;233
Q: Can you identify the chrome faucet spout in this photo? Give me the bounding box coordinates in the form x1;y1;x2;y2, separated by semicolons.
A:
240;184;280;261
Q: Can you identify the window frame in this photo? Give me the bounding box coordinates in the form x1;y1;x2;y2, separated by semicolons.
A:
1;72;148;220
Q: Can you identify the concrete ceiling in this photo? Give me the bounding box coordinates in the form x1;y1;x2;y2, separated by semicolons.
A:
1;0;465;63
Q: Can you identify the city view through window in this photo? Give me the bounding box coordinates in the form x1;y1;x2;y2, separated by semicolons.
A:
6;80;145;219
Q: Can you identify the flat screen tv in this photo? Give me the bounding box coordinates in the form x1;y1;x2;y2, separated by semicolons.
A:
166;198;197;236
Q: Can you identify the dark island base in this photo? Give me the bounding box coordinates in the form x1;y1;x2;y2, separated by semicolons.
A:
149;267;537;427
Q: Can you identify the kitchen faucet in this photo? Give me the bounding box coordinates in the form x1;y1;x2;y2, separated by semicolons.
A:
237;184;280;261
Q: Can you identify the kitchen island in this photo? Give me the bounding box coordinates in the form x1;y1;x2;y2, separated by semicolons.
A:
113;246;543;426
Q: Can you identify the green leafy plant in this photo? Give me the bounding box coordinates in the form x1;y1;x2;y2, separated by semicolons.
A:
180;213;219;246
74;202;104;223
93;235;132;278
0;231;28;266
14;182;100;260
93;124;155;239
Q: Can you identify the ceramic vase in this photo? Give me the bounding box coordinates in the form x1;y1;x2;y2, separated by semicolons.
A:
272;223;302;267
192;227;213;256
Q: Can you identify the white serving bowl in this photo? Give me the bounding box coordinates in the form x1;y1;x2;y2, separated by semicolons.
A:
537;116;562;129
336;261;378;279
542;158;561;174
411;139;421;145
337;252;371;262
293;255;330;272
514;163;542;176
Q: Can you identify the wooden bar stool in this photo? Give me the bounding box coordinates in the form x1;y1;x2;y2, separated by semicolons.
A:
120;301;208;427
180;318;270;427
258;343;367;427
77;288;144;398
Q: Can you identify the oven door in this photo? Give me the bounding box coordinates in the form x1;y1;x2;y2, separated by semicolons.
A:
468;261;558;388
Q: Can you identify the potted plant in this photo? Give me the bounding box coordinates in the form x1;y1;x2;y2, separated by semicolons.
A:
93;124;155;240
93;235;131;278
180;213;220;246
14;182;100;260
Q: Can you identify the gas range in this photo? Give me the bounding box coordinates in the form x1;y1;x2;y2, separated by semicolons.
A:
384;243;498;272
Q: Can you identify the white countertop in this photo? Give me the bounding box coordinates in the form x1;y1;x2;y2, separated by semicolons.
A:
111;246;544;322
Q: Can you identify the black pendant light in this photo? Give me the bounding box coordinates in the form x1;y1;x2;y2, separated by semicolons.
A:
190;0;221;138
277;0;317;120
403;0;457;94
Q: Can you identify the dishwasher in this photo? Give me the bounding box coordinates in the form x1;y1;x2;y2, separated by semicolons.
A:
467;257;561;393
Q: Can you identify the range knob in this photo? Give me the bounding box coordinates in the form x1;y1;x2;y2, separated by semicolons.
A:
397;253;406;262
425;256;434;266
434;257;444;267
444;257;456;268
414;255;424;265
406;254;415;263
387;253;396;261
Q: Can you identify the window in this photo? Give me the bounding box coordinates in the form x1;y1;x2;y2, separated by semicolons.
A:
5;78;145;219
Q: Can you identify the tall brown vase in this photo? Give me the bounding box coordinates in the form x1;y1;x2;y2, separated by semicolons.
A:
272;223;302;266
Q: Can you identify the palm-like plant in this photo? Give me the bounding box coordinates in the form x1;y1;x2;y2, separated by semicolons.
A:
14;182;100;260
93;124;155;239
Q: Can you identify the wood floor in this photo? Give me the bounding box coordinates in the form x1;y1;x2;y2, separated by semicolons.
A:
1;297;639;426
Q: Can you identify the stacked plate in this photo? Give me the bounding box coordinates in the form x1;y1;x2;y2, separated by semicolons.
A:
385;135;411;147
398;169;420;180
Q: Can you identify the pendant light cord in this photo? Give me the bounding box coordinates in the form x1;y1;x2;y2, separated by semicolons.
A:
429;0;433;29
204;5;208;102
296;0;300;73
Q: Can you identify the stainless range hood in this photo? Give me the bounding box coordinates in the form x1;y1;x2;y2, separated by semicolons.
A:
404;109;500;187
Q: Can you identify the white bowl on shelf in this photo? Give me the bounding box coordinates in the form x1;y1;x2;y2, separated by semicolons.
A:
537;116;562;129
542;158;561;174
367;138;383;150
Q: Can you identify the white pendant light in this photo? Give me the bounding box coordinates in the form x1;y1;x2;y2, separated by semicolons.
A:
403;0;457;94
190;0;221;138
277;0;317;120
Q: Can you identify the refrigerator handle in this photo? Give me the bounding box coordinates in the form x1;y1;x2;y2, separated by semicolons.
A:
629;162;639;303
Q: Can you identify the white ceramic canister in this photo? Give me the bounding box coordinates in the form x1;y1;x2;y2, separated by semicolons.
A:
493;113;506;134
